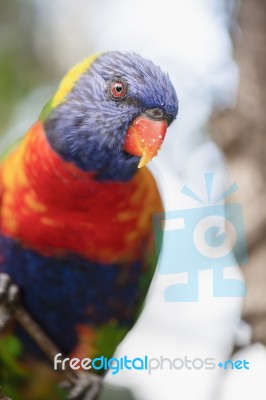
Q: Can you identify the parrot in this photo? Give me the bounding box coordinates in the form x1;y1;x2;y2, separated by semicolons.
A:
0;51;178;400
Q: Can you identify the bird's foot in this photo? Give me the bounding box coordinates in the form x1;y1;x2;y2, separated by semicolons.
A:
61;372;102;400
0;273;20;332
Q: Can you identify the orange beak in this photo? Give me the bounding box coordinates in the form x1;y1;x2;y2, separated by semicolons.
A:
123;115;168;168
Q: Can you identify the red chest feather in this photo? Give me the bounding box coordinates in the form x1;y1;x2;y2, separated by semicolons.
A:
1;122;162;263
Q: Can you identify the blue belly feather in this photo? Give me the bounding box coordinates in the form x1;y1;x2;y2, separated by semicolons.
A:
0;234;143;356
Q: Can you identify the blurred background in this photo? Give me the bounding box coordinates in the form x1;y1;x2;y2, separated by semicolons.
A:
0;0;265;399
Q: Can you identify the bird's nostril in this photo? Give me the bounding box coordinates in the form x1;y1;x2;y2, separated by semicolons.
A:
153;109;164;118
145;108;165;120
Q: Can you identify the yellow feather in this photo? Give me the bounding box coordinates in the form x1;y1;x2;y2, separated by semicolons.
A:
51;53;102;109
24;192;47;213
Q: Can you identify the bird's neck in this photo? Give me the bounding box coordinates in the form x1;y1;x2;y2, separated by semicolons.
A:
4;121;135;204
23;122;97;191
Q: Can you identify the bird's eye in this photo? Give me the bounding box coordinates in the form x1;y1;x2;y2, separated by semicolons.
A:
110;81;127;99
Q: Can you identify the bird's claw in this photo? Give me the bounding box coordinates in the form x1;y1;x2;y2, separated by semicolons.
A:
0;273;20;331
60;372;101;400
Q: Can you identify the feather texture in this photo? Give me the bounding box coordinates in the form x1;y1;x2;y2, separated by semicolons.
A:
0;51;177;399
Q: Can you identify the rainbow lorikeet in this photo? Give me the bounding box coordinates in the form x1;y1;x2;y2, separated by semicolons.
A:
0;51;178;399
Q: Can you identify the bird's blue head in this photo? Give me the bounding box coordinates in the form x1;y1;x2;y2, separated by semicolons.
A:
43;51;178;181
